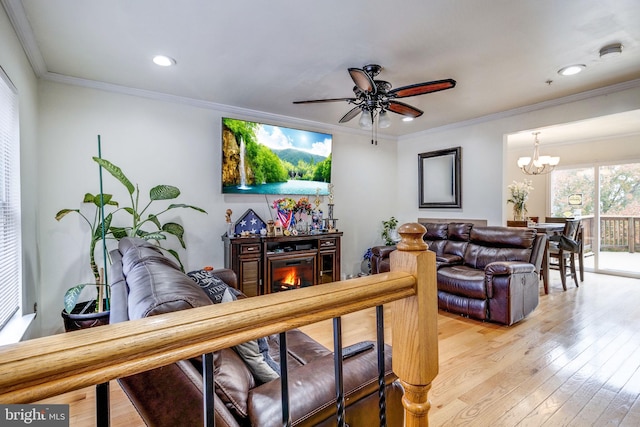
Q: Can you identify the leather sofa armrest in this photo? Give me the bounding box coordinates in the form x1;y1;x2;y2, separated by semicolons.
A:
435;253;462;267
371;245;396;258
210;268;238;289
370;245;396;274
485;261;535;276
485;261;535;299
248;343;395;427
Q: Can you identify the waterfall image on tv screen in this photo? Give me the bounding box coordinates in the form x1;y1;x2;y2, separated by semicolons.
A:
222;118;332;195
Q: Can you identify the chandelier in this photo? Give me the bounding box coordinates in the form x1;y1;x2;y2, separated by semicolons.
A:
517;132;559;175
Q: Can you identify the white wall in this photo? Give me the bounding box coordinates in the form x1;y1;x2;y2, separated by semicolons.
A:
0;4;40;339
397;85;640;226
36;81;398;336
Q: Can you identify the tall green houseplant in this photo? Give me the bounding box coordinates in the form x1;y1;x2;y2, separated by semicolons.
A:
55;193;118;314
93;157;207;269
57;156;207;317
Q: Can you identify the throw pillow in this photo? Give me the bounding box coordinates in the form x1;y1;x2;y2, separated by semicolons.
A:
187;269;241;303
221;289;280;383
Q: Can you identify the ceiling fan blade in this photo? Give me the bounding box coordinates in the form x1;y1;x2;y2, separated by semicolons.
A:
388;78;456;99
348;68;377;94
387;100;424;118
339;106;363;123
293;97;357;104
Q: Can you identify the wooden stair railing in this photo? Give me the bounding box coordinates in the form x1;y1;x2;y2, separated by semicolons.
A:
0;223;438;426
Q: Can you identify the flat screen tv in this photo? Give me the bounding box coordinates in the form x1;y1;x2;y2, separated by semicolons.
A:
222;117;332;195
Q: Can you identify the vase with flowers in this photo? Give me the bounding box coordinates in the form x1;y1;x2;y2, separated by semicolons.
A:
272;197;296;230
294;197;312;233
507;179;534;221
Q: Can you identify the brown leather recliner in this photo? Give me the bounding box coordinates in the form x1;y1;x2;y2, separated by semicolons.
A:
109;237;404;426
371;223;547;326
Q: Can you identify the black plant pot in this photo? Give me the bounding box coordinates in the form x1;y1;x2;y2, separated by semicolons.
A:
61;300;110;332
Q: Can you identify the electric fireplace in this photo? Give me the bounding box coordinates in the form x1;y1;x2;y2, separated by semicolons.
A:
269;255;316;293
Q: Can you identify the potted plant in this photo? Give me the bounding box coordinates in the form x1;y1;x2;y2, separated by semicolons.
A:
56;192;118;331
56;156;207;331
381;216;399;246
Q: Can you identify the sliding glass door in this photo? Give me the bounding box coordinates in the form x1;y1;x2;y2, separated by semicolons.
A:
550;162;640;277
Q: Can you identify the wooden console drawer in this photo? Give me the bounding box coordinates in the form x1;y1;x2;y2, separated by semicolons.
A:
240;243;261;255
319;238;337;248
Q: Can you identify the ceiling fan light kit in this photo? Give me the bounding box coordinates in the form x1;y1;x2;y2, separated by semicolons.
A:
293;64;456;143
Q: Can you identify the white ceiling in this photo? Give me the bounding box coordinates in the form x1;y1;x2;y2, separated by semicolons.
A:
4;0;640;138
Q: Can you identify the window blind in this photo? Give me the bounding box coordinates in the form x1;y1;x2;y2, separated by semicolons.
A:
0;66;21;331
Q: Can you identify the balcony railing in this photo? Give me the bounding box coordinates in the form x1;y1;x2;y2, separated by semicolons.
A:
0;223;438;426
579;215;640;253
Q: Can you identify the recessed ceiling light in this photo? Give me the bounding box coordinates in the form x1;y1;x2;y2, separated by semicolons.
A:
402;117;414;122
600;43;623;58
153;55;176;67
557;64;585;76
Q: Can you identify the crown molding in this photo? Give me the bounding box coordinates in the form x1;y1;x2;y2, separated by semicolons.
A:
399;78;640;141
1;0;47;76
41;71;396;142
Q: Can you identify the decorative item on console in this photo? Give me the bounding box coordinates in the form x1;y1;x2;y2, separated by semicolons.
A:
507;179;533;221
225;209;234;237
294;196;312;233
272;197;297;231
272;196;315;234
233;209;266;236
322;183;339;231
310;188;324;233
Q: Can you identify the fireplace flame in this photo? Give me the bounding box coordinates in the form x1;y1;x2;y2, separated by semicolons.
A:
282;269;301;287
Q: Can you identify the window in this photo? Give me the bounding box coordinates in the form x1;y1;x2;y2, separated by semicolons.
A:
0;66;21;331
550;162;640;276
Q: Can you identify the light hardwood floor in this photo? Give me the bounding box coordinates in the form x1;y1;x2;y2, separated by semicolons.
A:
39;272;640;426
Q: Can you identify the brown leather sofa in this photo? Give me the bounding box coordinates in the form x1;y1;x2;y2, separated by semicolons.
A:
371;223;547;326
110;237;405;426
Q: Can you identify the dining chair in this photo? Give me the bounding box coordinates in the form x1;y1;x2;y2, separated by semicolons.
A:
545;217;585;281
545;216;572;223
548;218;582;290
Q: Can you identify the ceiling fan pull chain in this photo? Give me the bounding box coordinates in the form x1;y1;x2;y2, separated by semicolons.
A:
372;112;378;145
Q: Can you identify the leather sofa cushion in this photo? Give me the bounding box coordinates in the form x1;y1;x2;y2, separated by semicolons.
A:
438;291;488;320
427;239;447;256
437;265;486;299
120;239;213;319
248;343;394;427
268;330;332;367
464;227;535;269
423;222;448;240
212;348;256;419
436;253;463;266
444;240;468;258
470;226;536;249
448;223;473;241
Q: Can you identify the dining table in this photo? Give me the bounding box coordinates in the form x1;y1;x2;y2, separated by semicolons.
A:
530;222;565;294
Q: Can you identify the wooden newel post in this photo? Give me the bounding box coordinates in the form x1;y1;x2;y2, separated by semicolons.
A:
389;222;438;427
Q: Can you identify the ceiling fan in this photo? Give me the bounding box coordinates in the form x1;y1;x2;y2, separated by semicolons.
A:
293;64;456;129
